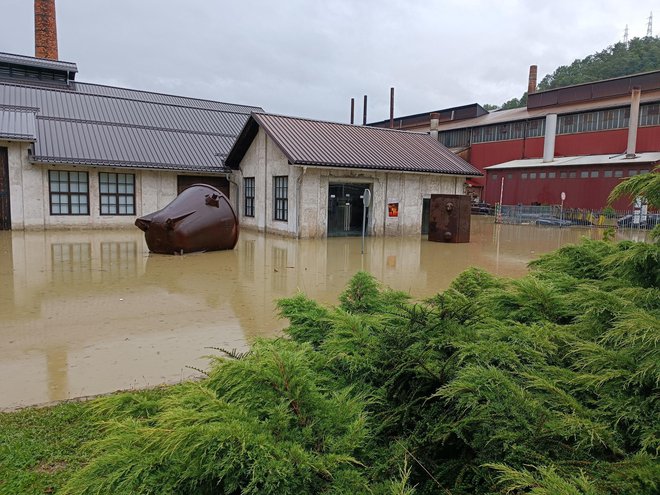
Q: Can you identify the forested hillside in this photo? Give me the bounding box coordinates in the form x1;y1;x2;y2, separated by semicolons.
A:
493;36;660;110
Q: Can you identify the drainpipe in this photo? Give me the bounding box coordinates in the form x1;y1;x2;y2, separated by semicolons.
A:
228;170;241;218
542;114;557;163
296;166;305;238
430;113;440;141
389;87;395;128
263;132;268;234
626;86;641;158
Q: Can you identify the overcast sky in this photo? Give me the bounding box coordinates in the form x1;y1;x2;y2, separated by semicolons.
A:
3;1;657;122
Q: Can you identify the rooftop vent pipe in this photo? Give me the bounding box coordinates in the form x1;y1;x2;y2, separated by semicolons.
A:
363;95;367;125
350;98;355;124
389;87;395;128
528;65;538;94
542;114;557;163
430;113;440;140
626;86;641;158
35;0;58;60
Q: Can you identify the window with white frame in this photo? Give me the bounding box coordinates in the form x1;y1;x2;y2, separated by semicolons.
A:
49;170;89;215
99;173;135;215
273;176;288;221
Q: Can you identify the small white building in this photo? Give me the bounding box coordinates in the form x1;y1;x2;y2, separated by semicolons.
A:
224;113;482;238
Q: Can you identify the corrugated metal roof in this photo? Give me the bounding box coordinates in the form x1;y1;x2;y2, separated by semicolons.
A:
0;108;37;141
0;55;264;173
484;152;660;170
436;89;660;132
0;52;78;74
225;113;482;176
32;119;236;172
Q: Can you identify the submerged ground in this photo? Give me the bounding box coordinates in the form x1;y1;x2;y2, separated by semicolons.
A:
0;217;649;409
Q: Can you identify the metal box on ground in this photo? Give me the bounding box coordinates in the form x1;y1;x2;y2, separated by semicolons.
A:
428;194;471;243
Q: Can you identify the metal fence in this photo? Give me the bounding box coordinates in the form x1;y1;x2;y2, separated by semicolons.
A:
492;204;659;230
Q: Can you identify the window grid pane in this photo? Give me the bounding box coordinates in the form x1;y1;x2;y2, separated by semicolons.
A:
244;177;255;217
273;176;288;221
49;170;89;215
99;173;136;215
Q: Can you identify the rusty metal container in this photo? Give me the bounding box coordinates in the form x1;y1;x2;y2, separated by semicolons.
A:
135;184;238;254
428;194;471;243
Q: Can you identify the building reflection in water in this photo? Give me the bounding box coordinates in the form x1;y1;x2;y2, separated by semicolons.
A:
0;219;649;409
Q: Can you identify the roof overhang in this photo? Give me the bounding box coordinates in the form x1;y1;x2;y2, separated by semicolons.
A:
30;157;231;174
289;162;482;177
484;152;660;171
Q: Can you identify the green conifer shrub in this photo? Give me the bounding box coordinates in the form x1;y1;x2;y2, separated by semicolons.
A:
63;239;659;494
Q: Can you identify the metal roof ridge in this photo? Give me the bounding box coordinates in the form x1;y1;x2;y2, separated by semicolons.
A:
255;111;430;135
35;115;238;138
73;81;263;112
0;79;263;117
0;104;40;112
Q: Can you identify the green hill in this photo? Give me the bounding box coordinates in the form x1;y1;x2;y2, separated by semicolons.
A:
492;36;660;110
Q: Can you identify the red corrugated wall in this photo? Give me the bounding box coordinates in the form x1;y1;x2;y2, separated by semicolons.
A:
468;126;659;208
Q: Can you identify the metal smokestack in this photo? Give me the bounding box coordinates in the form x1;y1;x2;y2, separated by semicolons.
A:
363;95;367;125
35;0;58;60
528;65;538;94
389;87;394;128
626;86;642;158
350;98;355;124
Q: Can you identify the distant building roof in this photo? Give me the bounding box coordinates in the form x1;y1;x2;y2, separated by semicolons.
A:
225;112;483;176
0;108;37;141
0;52;263;173
527;70;660;109
484;152;660;170
435;89;660;132
369;103;488;129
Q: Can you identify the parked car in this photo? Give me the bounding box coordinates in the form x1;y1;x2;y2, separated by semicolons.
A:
616;213;660;229
535;217;573;227
471;202;494;215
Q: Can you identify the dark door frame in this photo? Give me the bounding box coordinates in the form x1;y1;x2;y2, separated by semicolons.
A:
327;182;371;237
0;147;10;230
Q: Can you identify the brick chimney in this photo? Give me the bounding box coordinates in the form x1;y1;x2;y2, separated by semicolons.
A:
35;0;58;60
528;65;537;94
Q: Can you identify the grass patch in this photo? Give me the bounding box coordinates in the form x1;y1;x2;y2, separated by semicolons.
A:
0;388;173;495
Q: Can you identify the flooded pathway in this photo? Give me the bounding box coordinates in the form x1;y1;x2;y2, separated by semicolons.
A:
0;218;648;409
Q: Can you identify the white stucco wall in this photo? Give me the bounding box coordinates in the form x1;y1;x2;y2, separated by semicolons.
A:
2;141;181;230
234;128;302;237
231;129;467;238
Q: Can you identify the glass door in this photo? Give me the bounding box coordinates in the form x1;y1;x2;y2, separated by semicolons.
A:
327;183;369;237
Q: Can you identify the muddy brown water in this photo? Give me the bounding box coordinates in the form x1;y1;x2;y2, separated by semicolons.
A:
0;218;649;409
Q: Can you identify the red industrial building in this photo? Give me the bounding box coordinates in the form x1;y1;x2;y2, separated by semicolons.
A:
371;69;660;210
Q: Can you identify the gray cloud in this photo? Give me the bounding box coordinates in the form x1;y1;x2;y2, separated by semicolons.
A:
3;0;657;122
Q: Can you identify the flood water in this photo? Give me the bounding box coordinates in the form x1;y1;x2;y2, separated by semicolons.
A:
0;217;649;409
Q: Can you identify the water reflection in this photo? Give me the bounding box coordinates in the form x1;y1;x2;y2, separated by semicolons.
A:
0;219;648;409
